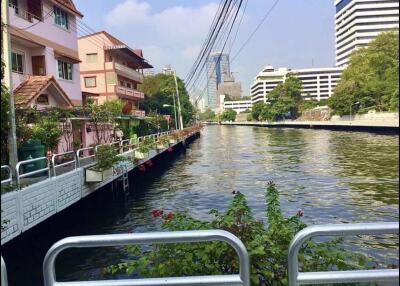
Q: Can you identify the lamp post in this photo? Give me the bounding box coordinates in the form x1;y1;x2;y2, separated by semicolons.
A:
163;104;177;130
349;101;360;121
173;70;184;130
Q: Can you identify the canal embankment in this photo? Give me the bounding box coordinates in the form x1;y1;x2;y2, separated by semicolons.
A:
1;128;202;246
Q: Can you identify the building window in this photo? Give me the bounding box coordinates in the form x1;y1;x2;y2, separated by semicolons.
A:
84;76;96;87
54;6;69;29
36;94;49;105
106;72;116;84
11;52;24;73
126;82;132;89
57;60;73;80
86;53;98;63
119;80;125;87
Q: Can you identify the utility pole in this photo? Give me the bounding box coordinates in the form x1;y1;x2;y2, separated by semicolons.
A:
2;0;18;176
171;93;178;130
173;70;184;130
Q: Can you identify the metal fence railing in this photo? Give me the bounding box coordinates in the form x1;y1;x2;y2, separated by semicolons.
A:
1;165;12;185
43;230;250;286
76;147;95;168
16;157;50;188
51;151;77;177
1;256;7;286
288;222;399;286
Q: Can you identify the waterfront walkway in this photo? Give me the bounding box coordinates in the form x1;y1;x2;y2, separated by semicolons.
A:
1;128;201;245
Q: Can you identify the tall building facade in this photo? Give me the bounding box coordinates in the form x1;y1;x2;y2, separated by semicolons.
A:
335;0;399;67
250;66;343;104
206;52;230;109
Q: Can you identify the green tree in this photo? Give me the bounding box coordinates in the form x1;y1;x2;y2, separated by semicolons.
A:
329;30;399;115
221;109;237;122
199;108;216;121
251;102;267;121
139;74;195;127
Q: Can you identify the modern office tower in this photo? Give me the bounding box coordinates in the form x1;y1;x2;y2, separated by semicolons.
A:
335;0;399;67
206;52;230;109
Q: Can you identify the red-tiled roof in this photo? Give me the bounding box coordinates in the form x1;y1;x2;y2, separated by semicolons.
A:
14;76;73;108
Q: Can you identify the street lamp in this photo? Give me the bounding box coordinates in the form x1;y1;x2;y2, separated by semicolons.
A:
163;104;178;130
349;101;360;121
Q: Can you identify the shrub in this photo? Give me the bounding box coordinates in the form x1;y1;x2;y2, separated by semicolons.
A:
106;182;371;285
93;144;123;171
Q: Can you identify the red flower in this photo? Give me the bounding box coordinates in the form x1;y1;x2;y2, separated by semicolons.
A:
167;147;173;152
138;164;146;172
151;208;164;217
166;212;173;220
145;160;153;167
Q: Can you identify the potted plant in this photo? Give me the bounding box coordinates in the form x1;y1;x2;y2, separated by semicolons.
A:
134;137;154;160
86;144;122;183
156;135;169;150
169;132;179;144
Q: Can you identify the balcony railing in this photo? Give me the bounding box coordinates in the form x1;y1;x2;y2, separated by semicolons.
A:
9;2;42;23
115;62;144;83
116;86;145;100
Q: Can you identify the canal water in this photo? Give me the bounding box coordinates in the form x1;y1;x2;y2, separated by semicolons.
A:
2;125;399;285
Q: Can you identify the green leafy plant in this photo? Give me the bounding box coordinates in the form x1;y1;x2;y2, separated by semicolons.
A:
106;182;372;285
92;144;123;171
32;116;63;154
157;135;169;145
137;137;155;154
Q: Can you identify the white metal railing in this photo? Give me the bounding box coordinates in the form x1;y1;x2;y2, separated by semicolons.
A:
51;151;77;176
1;165;12;185
1;256;8;286
76;147;95;168
16;157;50;188
288;222;399;286
43;230;250;286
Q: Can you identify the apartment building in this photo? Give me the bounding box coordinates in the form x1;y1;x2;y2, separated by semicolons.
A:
335;0;399;67
8;0;83;106
250;66;343;104
78;31;153;118
220;94;252;114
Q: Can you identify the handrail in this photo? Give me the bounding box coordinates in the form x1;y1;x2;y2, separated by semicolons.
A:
288;222;399;285
43;230;250;286
76;147;95;168
1;256;8;286
16;157;50;188
1;165;12;185
51;151;77;176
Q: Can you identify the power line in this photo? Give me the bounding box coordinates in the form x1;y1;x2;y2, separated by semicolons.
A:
231;0;280;63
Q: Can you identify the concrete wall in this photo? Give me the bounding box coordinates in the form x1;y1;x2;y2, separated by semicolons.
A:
331;111;399;122
1;134;198;245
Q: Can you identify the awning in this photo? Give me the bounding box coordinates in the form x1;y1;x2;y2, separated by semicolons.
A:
105;45;153;69
54;50;81;63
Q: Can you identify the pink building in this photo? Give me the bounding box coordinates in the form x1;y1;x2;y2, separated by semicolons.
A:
8;0;83;105
78;31;153;118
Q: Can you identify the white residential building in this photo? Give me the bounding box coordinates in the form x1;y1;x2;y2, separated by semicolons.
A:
335;0;399;67
220;95;252;114
250;66;343;104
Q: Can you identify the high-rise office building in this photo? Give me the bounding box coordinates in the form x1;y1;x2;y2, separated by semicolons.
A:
206;52;230;109
335;0;399;67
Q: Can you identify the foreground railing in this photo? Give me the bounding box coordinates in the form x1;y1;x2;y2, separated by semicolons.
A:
1;165;12;185
51;151;77;177
288;222;399;285
1;256;7;286
43;230;250;286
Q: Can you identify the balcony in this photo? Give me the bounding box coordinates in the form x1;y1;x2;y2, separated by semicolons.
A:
115;63;144;83
9;0;43;23
116;86;145;100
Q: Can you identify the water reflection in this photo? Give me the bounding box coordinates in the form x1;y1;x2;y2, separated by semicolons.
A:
3;125;399;286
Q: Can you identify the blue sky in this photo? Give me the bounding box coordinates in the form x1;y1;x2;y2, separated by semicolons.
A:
74;0;336;95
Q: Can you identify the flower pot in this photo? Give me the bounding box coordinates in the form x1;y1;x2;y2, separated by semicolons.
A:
85;167;113;183
156;144;165;150
135;150;148;160
169;139;177;144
